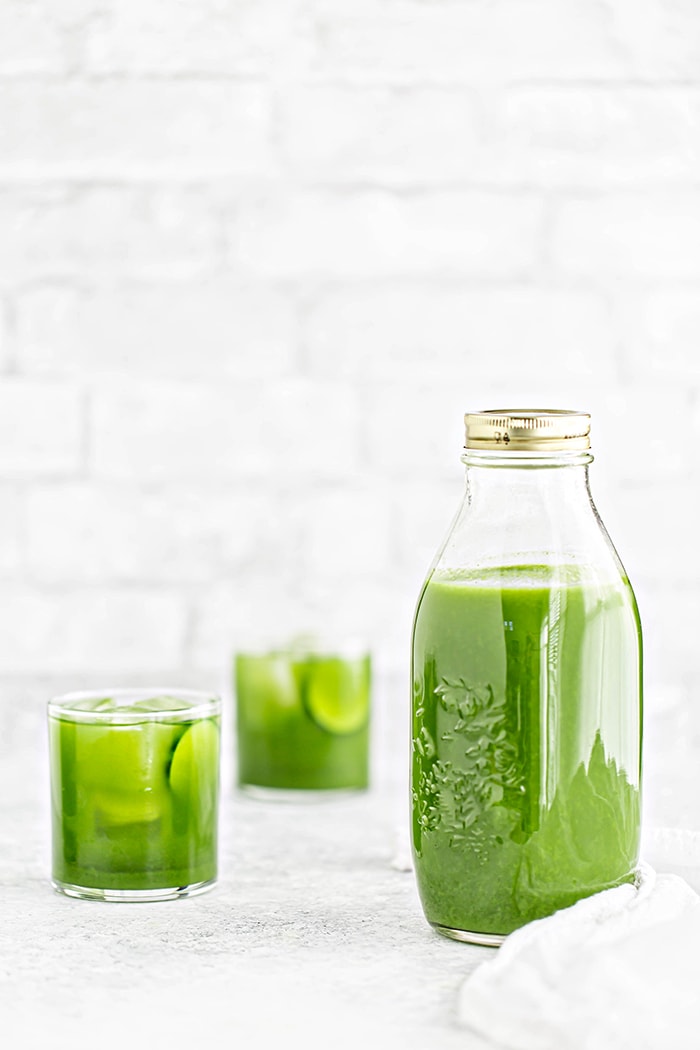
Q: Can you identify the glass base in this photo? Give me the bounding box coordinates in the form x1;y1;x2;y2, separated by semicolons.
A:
431;922;505;947
238;783;367;803
52;877;216;903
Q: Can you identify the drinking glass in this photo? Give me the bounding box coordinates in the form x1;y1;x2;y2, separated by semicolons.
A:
48;688;221;901
235;642;370;797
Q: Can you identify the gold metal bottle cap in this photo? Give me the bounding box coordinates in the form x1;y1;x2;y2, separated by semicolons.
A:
464;409;591;451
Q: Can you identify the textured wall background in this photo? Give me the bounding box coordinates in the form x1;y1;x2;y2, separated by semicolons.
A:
1;0;699;790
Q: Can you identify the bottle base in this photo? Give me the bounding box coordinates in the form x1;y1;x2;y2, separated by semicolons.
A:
51;878;216;903
431;922;505;947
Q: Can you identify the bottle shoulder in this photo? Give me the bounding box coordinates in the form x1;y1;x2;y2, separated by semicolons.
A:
428;479;633;590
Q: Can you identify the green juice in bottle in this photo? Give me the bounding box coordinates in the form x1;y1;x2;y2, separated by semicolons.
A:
410;411;642;944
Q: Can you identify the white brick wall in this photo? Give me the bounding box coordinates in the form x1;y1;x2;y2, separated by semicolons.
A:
477;88;700;187
310;0;625;82
0;2;78;75
234;190;543;279
0;82;272;179
305;286;616;383
83;0;312;77
0;589;187;674
0;0;699;748
0;187;218;282
551;192;700;279
623;290;700;379
89;379;361;482
0;382;84;477
25;484;279;584
17;282;297;378
280;86;481;186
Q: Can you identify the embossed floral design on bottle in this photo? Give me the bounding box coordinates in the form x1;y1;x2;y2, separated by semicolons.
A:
410;411;642;945
413;678;523;854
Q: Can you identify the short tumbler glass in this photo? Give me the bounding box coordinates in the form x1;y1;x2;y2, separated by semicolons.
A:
235;644;371;797
48;688;221;902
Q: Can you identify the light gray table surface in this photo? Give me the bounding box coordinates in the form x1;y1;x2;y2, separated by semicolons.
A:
1;765;493;1050
2;685;694;1050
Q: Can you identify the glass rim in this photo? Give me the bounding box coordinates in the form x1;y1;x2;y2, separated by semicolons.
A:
461;448;594;468
47;687;222;724
234;638;371;661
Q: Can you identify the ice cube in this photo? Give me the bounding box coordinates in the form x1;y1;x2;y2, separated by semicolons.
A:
129;695;194;714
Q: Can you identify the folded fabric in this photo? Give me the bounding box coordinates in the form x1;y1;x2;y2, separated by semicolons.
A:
457;861;700;1050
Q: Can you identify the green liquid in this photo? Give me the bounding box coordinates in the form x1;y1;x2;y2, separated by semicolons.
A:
235;652;370;791
411;565;641;937
50;701;220;892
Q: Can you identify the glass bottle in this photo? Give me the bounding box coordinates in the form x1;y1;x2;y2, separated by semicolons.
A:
410;410;642;945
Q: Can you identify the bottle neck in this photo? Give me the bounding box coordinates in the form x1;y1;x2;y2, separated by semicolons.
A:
462;449;594;508
461;448;594;470
433;448;613;575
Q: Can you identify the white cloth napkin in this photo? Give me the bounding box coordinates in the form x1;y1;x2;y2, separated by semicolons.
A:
457;830;700;1050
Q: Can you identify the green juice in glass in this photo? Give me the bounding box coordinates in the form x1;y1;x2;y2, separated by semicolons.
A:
235;649;370;793
49;690;221;901
411;565;641;940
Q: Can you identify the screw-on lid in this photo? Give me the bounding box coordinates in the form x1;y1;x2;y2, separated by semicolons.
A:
464;409;591;451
